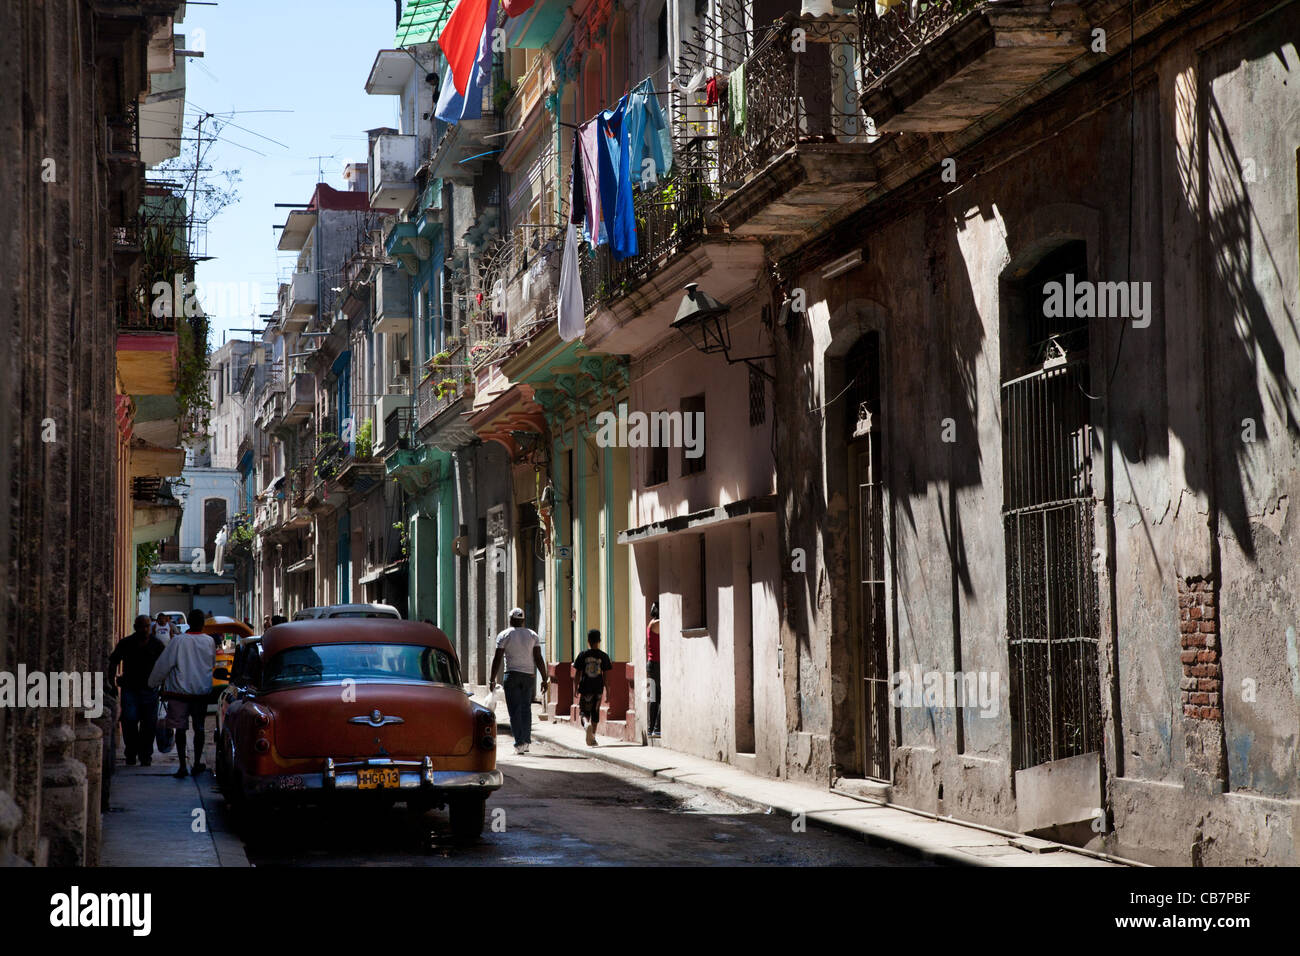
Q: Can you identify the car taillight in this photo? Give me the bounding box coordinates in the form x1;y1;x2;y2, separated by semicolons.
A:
253;737;270;753
477;708;495;751
254;710;270;727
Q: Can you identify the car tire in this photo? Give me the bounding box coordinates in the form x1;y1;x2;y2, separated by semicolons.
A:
448;796;486;843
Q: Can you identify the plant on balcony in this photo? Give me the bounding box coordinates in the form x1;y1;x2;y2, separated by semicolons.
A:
392;521;409;558
431;350;451;367
136;541;161;595
228;515;255;560
434;377;460;400
355;419;374;460
493;79;514;113
177;312;212;447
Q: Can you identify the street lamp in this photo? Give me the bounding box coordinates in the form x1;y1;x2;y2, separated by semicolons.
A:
670;283;774;380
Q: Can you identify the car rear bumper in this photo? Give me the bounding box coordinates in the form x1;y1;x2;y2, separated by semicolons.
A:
243;758;502;798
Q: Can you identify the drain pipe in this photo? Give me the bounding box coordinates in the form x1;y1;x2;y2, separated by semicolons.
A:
827;785;1148;867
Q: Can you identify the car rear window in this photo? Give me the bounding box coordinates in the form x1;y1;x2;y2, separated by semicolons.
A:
325;610;399;618
262;643;460;689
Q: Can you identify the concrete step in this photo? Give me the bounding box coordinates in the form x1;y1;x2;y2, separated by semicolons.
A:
833;776;893;803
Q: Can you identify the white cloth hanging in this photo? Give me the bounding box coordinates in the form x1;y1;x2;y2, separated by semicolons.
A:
557;222;585;341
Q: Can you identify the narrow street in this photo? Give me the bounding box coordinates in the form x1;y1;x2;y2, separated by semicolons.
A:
233;742;927;867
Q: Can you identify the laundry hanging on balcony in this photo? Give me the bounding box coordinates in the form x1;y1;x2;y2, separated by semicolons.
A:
597;93;638;260
576;120;605;245
435;0;498;123
558;131;586;341
626;77;673;186
728;64;746;132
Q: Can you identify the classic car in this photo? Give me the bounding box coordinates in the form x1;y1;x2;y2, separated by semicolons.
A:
292;603;402;621
215;619;500;842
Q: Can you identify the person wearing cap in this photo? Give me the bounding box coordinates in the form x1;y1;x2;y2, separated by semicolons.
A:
489;608;549;754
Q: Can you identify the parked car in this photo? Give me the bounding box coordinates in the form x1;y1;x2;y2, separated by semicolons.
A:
160;610;189;634
292;603;402;621
215;619;500;842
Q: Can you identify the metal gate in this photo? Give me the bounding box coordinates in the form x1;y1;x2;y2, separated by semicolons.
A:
848;333;891;780
1001;359;1103;770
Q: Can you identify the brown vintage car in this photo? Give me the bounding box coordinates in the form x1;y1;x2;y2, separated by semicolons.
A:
215;619;501;841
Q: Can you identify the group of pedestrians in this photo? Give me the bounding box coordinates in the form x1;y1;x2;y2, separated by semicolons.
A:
488;603;663;753
108;609;217;778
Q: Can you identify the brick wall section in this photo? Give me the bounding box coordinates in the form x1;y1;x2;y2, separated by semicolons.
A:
1179;576;1221;720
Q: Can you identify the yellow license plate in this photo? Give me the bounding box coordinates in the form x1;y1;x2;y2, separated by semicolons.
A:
357;767;400;790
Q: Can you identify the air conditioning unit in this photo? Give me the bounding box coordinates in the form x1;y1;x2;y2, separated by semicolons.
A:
391;358;411;379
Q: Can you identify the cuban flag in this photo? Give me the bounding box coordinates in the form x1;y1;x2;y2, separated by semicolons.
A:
435;0;498;123
439;0;493;97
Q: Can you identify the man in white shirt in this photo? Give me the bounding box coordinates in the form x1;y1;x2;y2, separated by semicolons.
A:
148;608;216;778
489;608;549;754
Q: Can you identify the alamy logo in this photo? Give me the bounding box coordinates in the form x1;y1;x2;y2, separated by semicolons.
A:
594;407;704;459
0;666;103;719
50;886;151;936
891;666;1000;718
1042;274;1152;328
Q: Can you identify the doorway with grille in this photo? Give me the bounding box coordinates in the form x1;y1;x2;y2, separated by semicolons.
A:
1000;241;1104;772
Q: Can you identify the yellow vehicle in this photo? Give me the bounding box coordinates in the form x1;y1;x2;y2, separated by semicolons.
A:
195;616;256;700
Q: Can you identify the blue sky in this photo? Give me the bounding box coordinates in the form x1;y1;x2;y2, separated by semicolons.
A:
179;0;405;347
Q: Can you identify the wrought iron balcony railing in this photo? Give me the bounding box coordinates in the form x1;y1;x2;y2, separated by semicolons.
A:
576;140;711;314
418;349;475;429
857;0;982;88
107;104;140;158
115;299;176;333
717;14;868;187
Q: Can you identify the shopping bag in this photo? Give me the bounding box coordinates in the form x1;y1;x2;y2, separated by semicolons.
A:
155;698;175;754
472;686;503;712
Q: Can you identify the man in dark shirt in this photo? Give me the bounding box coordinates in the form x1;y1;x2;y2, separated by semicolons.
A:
109;615;166;767
573;629;612;747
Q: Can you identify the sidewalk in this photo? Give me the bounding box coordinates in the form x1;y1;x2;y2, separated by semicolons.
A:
513;704;1129;867
100;735;249;867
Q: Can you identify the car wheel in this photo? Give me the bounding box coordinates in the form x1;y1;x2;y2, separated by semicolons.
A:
448;796;486;844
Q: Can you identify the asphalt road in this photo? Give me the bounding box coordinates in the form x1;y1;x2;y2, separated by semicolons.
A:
232;739;935;866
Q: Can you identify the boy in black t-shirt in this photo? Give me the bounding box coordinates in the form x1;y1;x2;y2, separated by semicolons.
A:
573;629;612;747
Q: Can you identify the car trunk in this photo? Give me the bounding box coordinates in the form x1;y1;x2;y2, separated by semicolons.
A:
265;683;478;759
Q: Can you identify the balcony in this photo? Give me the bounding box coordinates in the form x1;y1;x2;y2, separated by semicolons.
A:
416;353;478;450
581;145;768;356
375;395;413;456
374;266;412;335
287;270;317;326
714;14;878;239
107;104;141;164
284;371;315;426
369;133;420;211
855;0;1090;133
429;79;499;182
116;300;179;396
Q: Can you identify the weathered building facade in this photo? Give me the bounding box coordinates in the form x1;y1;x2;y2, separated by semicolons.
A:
1;0;192;866
759;0;1300;865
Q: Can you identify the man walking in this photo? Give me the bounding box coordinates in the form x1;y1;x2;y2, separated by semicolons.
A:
573;629;612;747
148;608;215;778
489;608;548;754
151;612;174;645
109;615;166;767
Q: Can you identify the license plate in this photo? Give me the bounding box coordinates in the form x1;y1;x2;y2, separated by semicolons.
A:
357;767;400;789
